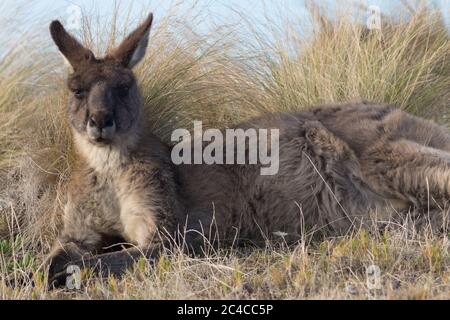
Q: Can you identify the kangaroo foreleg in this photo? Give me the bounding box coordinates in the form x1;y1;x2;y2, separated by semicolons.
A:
48;245;161;288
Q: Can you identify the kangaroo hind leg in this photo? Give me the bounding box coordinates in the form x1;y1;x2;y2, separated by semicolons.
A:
362;139;450;230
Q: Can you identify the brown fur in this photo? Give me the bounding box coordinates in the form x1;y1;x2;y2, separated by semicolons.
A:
45;14;450;287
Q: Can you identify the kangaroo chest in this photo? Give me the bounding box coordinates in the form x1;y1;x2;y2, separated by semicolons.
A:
89;163;161;247
74;132;175;246
90;173;123;235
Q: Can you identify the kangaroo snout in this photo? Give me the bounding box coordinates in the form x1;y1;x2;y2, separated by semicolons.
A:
87;112;116;143
89;112;115;130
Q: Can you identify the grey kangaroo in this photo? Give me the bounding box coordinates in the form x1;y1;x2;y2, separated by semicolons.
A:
46;13;450;286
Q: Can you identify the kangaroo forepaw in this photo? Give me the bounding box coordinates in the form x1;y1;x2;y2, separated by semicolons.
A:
46;242;86;289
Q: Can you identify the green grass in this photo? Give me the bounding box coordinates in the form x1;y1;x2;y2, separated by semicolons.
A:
1;230;449;299
0;1;449;299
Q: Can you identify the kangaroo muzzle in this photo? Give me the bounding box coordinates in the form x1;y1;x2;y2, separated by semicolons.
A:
87;112;116;143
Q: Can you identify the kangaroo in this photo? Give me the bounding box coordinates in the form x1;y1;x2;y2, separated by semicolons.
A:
45;13;450;286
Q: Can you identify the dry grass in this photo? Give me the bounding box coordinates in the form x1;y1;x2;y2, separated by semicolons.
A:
0;1;449;299
2;229;449;299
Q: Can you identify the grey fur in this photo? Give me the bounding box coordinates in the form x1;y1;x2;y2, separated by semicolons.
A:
45;15;450;287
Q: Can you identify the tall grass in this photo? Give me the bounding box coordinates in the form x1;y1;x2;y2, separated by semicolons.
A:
0;1;448;299
243;5;450;119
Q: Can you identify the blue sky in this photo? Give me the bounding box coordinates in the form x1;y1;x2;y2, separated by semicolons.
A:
1;0;449;50
3;0;449;28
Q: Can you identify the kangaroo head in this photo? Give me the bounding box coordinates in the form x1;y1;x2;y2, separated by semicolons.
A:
50;14;153;146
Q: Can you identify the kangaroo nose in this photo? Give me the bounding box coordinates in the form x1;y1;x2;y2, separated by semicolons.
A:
89;113;114;129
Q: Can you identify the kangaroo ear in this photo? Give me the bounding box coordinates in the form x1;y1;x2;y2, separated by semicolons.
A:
50;20;95;70
107;13;153;68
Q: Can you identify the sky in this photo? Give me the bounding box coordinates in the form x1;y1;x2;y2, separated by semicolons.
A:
3;0;449;28
0;0;449;53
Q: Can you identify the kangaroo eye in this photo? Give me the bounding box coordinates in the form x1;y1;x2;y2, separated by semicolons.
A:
117;85;129;98
74;89;86;99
